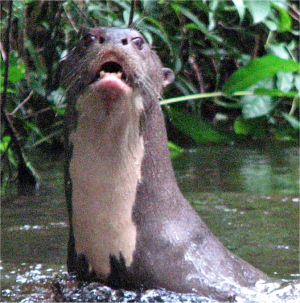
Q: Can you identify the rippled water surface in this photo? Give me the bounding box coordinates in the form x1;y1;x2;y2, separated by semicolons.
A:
1;143;299;302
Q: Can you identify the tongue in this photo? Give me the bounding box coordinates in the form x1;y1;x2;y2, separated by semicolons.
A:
91;72;132;113
98;72;128;92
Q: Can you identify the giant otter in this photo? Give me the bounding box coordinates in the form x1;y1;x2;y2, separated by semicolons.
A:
61;27;268;301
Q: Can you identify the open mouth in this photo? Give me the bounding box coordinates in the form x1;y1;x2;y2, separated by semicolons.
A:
90;61;129;84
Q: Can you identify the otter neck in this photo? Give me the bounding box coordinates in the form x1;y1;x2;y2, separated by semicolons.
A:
133;98;182;224
70;91;144;276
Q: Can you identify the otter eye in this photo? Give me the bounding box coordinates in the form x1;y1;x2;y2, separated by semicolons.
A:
83;34;96;47
132;37;144;50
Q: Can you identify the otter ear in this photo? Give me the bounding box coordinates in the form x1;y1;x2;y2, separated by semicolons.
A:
162;68;175;88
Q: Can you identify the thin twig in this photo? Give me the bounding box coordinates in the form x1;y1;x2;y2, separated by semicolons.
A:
1;0;37;189
289;96;299;116
10;91;34;115
31;130;63;148
189;56;205;93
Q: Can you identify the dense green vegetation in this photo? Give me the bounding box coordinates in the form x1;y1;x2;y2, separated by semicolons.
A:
1;0;299;194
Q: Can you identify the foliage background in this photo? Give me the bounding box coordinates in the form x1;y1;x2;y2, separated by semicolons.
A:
1;0;299;193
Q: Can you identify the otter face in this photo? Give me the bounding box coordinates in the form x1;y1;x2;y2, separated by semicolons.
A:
61;28;174;110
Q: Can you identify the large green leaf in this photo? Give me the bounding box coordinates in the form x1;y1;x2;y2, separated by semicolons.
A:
223;55;300;94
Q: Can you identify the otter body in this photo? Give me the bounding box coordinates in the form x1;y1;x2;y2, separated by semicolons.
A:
62;27;267;301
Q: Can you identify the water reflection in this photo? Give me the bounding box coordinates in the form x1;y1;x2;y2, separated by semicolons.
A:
174;144;298;195
239;147;298;194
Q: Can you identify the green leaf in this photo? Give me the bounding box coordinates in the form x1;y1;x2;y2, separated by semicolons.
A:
0;135;17;167
268;43;291;60
270;0;288;10
172;3;222;43
234;116;267;137
0;136;11;153
238;77;279;118
168;141;181;151
168;141;182;158
276;72;293;92
240;94;277;118
0;52;25;85
224;55;300;94
234;116;251;135
271;2;292;32
169;108;230;144
142;17;173;50
264;20;278;31
8;64;26;83
245;0;271;23
53;107;66;116
232;0;246;20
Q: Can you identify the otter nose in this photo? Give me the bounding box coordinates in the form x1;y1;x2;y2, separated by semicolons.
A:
98;29;130;46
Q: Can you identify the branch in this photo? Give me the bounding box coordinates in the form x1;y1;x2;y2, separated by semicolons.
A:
1;0;38;191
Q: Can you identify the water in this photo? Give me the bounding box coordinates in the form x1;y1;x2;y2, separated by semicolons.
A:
1;143;299;302
173;143;299;281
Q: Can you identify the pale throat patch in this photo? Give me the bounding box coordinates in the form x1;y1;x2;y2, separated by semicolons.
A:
69;89;145;278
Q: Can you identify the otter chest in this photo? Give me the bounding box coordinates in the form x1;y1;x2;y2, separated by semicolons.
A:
69;94;144;277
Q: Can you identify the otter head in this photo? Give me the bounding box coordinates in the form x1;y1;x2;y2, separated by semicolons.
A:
61;27;174;115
